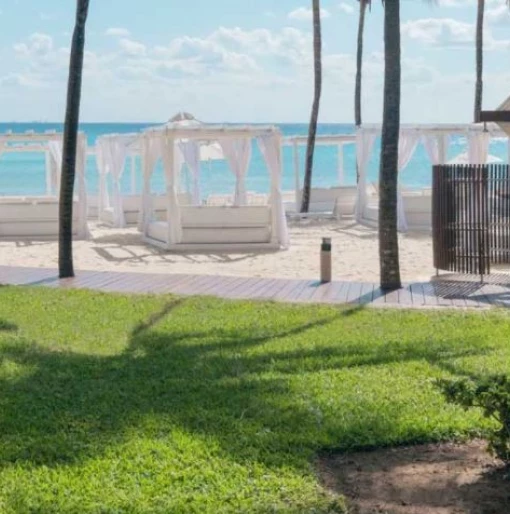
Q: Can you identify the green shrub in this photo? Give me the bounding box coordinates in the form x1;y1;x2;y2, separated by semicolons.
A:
438;375;510;464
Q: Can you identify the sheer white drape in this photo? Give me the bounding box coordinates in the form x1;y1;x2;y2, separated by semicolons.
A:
178;140;201;204
95;141;110;220
161;135;183;244
48;141;63;194
220;138;252;206
354;130;376;223
76;135;90;239
139;137;162;231
422;134;448;165
102;138;131;228
396;132;420;232
258;134;289;248
467;132;490;164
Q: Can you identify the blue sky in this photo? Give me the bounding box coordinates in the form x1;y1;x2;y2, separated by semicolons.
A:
0;0;509;123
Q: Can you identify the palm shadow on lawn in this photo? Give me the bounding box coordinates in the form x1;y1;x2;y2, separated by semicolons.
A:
0;300;495;471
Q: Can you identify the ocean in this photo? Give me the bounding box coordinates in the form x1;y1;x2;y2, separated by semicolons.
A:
1;122;508;198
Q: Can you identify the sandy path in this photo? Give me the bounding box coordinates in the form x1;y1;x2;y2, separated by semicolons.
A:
0;221;436;282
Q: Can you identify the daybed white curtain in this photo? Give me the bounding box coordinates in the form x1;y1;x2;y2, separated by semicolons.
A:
422;134;448;165
337;144;345;185
354;130;376;223
95;141;110;220
220;138;252;206
396;132;420;233
258;134;289;248
139;137;161;231
48;141;63;194
99;138;132;228
76;135;90;239
179;140;201;204
161;135;183;244
467;132;490;164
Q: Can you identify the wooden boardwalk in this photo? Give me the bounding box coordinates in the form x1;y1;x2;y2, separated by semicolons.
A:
0;265;509;309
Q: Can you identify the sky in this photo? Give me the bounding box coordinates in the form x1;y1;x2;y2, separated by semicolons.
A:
0;0;509;123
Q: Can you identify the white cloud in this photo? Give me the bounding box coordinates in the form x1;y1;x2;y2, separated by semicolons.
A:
339;3;354;15
118;38;147;57
288;7;331;21
7;21;493;123
14;33;54;58
437;0;474;7
105;27;131;37
402;18;510;50
486;4;510;25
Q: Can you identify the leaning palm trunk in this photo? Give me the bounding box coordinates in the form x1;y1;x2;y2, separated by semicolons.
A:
474;0;484;121
301;0;323;213
379;0;402;291
355;0;368;127
59;0;90;278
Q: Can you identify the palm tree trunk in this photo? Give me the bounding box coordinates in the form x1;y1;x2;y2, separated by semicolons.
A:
59;0;90;278
474;0;484;122
379;0;402;291
355;0;367;127
301;0;323;213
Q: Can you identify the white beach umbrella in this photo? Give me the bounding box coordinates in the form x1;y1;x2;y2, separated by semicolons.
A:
166;111;202;128
448;152;503;165
156;112;222;161
169;111;197;123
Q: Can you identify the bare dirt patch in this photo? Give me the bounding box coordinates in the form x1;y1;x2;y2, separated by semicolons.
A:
317;440;509;514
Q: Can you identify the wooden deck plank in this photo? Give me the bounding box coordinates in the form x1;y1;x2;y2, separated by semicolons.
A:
288;280;317;302
170;274;212;295
177;275;224;296
309;281;335;303
383;288;400;306
191;275;237;297
202;276;249;298
319;281;347;303
222;277;263;299
271;279;303;302
370;287;387;306
234;278;272;300
255;279;289;299
100;272;169;293
332;282;351;304
358;283;375;305
346;282;363;304
291;281;319;303
409;283;426;307
398;285;414;307
3;267;58;286
0;265;509;310
481;284;510;308
258;278;297;300
422;282;442;307
239;277;274;299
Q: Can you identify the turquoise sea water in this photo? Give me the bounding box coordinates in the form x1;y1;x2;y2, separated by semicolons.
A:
0;122;508;198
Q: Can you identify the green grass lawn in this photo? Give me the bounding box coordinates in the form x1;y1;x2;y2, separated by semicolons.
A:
0;287;508;513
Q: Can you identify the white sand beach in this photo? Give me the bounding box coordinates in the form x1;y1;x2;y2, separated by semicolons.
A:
0;220;436;283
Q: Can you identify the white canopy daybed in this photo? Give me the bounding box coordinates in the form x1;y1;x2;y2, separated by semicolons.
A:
355;123;509;232
0;131;88;240
139;124;289;252
95;114;224;228
285;134;358;217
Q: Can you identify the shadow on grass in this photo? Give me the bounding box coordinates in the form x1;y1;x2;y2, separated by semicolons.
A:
0;319;17;332
0;300;496;471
